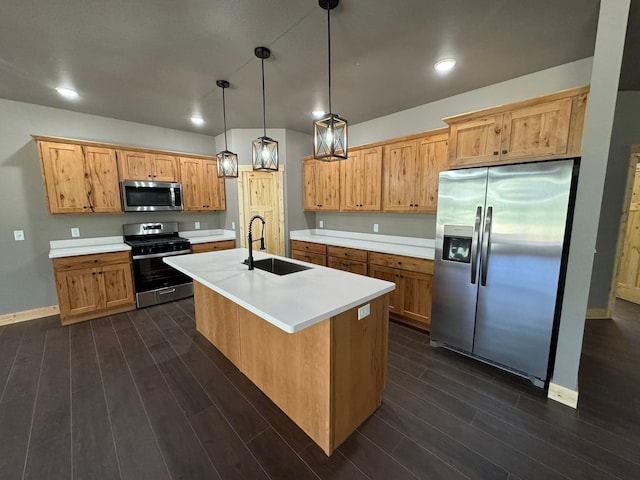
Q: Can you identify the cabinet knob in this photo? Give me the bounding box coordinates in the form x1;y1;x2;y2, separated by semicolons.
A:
502;150;508;154
493;151;499;155
397;262;402;265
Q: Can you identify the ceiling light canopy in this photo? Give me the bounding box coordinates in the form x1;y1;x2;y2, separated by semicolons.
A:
216;80;238;178
312;110;326;118
434;58;456;73
55;86;79;99
190;116;205;126
313;0;347;161
252;46;279;171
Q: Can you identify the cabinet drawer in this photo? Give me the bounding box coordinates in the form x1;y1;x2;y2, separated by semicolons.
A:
368;251;433;274
327;257;367;276
291;240;327;255
291;250;326;266
326;245;368;263
191;240;236;254
52;251;131;271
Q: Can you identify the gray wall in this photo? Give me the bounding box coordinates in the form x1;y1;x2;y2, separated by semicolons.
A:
0;99;224;315
588;91;640;309
316;212;436;239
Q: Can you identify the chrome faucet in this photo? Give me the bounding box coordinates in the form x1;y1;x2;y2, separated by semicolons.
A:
246;215;266;270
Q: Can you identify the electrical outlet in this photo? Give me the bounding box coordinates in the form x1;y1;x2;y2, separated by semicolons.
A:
13;230;25;241
71;227;80;238
373;223;379;233
195;222;201;230
319;220;324;228
232;221;236;230
358;303;370;320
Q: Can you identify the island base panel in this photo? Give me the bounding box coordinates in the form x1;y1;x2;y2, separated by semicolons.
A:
193;282;389;455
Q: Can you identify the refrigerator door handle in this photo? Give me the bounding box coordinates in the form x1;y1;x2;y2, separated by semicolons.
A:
471;206;482;284
481;206;493;286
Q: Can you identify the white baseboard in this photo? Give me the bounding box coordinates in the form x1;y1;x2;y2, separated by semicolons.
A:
548;382;579;409
0;305;60;326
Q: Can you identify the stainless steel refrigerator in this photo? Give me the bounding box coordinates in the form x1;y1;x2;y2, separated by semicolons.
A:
430;159;578;387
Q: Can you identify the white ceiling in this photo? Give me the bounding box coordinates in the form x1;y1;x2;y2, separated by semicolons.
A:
0;0;607;137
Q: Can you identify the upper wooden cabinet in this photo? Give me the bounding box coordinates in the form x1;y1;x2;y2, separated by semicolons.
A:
117;150;179;182
445;86;588;168
382;131;448;213
303;157;341;211
38;141;121;214
340;147;383;211
179;157;226;211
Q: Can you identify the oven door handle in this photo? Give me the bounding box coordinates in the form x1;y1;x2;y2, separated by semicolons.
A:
132;249;191;260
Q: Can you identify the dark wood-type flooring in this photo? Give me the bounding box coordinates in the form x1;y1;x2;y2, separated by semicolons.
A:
1;297;639;479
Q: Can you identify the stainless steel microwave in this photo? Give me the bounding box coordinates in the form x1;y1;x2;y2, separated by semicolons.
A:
121;180;183;212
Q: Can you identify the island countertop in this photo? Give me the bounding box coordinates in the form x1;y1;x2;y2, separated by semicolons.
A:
164;248;395;333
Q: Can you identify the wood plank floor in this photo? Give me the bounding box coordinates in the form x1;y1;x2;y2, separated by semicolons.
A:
1;298;639;479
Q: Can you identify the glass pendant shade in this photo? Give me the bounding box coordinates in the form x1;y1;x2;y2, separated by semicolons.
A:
252;136;279;171
216;150;238;177
215;79;238;178
314;113;347;160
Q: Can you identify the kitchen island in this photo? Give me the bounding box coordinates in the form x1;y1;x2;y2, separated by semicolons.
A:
165;248;394;455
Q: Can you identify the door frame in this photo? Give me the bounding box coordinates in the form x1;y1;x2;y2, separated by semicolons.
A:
236;165;286;255
603;145;640;316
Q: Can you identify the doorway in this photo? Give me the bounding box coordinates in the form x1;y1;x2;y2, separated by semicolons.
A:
237;166;285;256
612;146;640;306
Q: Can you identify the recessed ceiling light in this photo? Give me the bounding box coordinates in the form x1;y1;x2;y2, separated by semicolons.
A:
55;87;79;99
190;116;205;126
434;58;456;73
312;110;325;119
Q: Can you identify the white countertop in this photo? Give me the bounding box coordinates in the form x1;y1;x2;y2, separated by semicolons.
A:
290;229;435;260
49;236;131;259
164;248;395;334
48;229;236;258
179;229;236;244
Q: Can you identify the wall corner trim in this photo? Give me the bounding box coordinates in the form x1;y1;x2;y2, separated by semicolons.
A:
0;305;60;326
548;382;579;409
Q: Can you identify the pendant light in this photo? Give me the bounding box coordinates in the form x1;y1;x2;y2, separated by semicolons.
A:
314;0;347;161
252;46;279;171
216;80;239;178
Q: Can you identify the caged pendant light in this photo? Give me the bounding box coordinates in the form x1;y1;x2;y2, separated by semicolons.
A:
252;46;279;171
216;80;239;178
314;0;347;161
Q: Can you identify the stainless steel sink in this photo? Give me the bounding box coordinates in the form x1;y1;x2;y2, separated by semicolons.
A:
246;257;312;276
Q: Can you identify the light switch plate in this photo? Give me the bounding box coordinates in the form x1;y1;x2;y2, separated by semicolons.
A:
14;230;25;241
358;303;370;320
71;227;80;238
231;221;236;230
373;223;379;233
195;221;201;230
319;220;324;228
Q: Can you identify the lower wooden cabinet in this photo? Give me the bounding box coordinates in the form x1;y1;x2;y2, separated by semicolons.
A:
326;245;368;275
191;240;236;254
368;252;433;331
290;240;327;266
52;251;135;325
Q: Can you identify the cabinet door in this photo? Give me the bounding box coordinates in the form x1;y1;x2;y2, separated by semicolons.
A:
500;98;572;161
401;270;432;329
55;267;102;318
203;160;226;210
179;157;206;210
83;146;122;213
117;150;153;180
382;140;418;211
303;158;340;210
39;142;91;214
152;154;179;182
340;147;382;211
417;137;448;212
100;263;135;309
448;115;502;168
369;265;402;315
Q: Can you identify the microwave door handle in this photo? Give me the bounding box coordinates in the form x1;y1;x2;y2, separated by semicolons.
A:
471;206;482;284
480;206;493;287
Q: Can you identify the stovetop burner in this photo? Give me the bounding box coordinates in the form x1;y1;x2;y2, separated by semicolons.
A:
123;222;191;256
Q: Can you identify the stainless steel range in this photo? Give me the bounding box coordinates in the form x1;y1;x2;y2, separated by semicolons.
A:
123;222;193;308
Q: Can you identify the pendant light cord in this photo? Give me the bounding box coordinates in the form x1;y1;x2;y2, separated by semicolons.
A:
327;3;332;115
261;57;267;138
222;86;229;150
